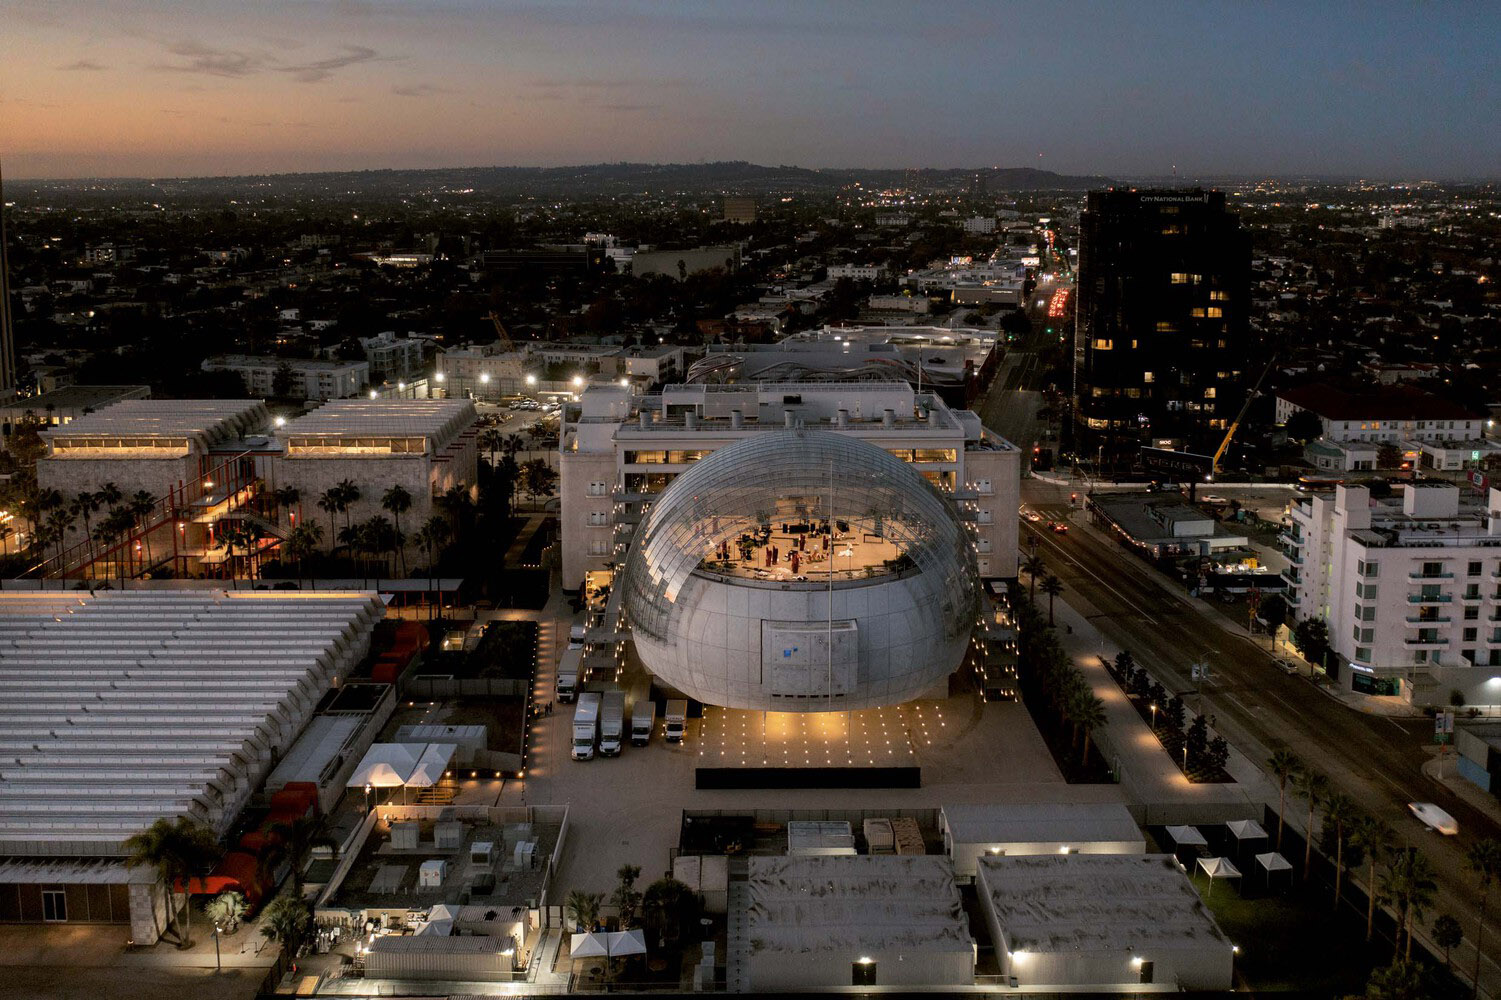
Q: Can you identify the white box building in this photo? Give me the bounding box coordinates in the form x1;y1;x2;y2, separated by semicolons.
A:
0;590;384;940
1284;483;1501;705
738;855;975;990
560;381;1020;591
977;854;1233;991
940;802;1145;878
202;354;370;400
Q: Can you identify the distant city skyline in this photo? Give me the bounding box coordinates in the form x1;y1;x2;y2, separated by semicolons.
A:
1;0;1497;181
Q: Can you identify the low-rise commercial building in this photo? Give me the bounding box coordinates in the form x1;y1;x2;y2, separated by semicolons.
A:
977;854;1233;991
1284;483;1501;703
940;802;1145;878
737;855;974;990
272;399;479;534
0;384;151;452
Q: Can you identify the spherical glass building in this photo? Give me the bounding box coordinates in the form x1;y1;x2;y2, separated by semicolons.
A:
620;430;980;711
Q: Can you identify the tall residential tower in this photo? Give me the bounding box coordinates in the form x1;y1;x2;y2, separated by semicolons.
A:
1073;188;1251;469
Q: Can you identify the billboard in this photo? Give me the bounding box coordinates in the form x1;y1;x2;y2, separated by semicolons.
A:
1140;446;1215;478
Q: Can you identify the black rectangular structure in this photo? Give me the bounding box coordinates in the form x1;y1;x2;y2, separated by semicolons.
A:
1074;188;1252;468
695;766;921;789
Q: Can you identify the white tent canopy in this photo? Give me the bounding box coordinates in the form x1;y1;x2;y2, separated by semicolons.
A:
1197;857;1241;879
347;743;456;790
1226;820;1267;841
1164;825;1207;847
1255;851;1293;879
606;929;647;957
570;932;610;959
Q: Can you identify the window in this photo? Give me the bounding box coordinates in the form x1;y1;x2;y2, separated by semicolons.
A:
1465;606;1479;620
1210;290;1229;301
1092;338;1113;351
1204;388;1217;399
1156;321;1177;333
587;539;610;556
1465;584;1480;600
1143;371;1155;383
1362;605;1377;621
1206;306;1224;318
585;511;608;527
1190;307;1207;318
1463;649;1477;666
1170;272;1190;284
1469;561;1483;577
41;889;66;922
1354;647;1372;662
586;481;608;497
1464;628;1478;642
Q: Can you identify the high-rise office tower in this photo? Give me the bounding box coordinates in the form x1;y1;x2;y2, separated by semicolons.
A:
1072;188;1251;468
0;161;15;397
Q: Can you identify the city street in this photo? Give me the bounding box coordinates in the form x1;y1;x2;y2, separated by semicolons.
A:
1021;474;1501;993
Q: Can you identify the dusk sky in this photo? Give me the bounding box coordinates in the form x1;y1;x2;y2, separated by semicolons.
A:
2;0;1496;181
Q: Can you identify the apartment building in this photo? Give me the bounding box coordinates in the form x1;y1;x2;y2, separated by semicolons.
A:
360;331;429;383
1283;483;1501;705
1276;383;1496;473
558;381;1020;592
202;354;369;400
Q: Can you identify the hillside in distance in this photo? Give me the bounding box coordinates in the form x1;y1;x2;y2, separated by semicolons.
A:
20;161;1113;203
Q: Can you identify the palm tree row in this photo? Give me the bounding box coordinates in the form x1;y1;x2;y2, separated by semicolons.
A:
29;484;163;586
1014;597;1106;768
1269;746;1501;981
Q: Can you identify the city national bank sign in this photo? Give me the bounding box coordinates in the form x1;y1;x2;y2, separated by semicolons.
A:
1139;193;1211;204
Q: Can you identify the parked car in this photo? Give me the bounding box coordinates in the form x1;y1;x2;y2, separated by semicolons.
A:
1047;521;1069;534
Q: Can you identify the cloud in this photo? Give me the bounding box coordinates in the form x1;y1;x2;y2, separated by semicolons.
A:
60;59;107;71
392;83;451;98
279;45;385;83
529;77;686;90
155;40;266;78
154;40;390;82
597;103;659;113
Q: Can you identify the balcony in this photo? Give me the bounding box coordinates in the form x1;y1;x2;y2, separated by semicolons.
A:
1278;531;1302;549
1405;616;1451;626
1281;568;1301;587
1407;593;1453;605
1405;636;1449;649
1408;570;1455;582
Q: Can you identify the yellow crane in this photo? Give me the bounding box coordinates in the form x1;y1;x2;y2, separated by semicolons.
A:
1210;356;1277;478
485;311;515;352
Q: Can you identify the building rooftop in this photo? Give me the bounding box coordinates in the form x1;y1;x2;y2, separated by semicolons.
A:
977;854;1229;953
39;399;270;451
746;855;972;957
0;590;384;856
942;801;1143;847
205;354;367;371
278;399;478;446
1279;382;1483;422
0;385;150;414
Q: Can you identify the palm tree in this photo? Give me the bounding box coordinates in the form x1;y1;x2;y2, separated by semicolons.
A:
205;890;247;936
94;481;123;514
129;490;158;569
1350;815;1393;942
1467;838;1501;996
416;516;451;619
1297;768;1329;878
45;508;74;578
1022;554;1046;601
440;484;473;539
1073;691;1107;766
1268;749;1303;851
260;888;312;952
480;427;505;469
1323;791;1357;910
94;508;135;589
272;486;301;527
316;488;343;553
334;480;361;536
337;524;365;587
286;523;323;589
504;432;525;457
380;486;412;574
363;516;395;588
1433;913;1463;971
70;490;100;560
1383;848;1437;962
1039;574;1064;625
565;889;603;931
123;817;220;948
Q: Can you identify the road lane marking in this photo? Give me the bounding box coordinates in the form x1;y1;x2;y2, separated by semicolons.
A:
1025;525;1160;625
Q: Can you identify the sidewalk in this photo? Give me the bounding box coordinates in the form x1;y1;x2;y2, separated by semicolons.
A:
1422;747;1501;827
1046;594;1259;826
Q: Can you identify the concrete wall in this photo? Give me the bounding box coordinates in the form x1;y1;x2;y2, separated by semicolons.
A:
747;945;973;990
37;454;199;506
950;838;1144;879
128;880;170;945
560;449;619;589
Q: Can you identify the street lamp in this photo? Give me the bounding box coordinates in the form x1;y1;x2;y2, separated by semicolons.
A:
525;374;537;387
571;375;584;388
1149;702;1157;730
364;781;373;815
212;922;223;973
480;373;491;384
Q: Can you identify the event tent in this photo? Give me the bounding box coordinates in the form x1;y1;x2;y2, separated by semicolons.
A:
1164;825;1207;846
570;932;611;959
1196;856;1241;897
1254;851;1293;888
347;743;457;797
605;929;647;957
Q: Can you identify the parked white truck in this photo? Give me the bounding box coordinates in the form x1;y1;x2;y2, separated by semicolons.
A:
599;691;627;756
572;692;601;761
556;647;582;703
630;700;656;747
665;699;688;743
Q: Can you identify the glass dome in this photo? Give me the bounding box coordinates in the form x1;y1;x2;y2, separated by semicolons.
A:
620;430;980;710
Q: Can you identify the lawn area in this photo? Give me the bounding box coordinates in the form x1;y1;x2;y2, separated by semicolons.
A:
1192;874;1380;995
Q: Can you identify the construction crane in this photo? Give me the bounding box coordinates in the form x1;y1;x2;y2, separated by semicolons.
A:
485;311;515;352
1210;356;1278;478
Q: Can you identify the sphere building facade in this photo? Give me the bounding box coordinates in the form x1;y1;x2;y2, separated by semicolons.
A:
620;431;980;711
